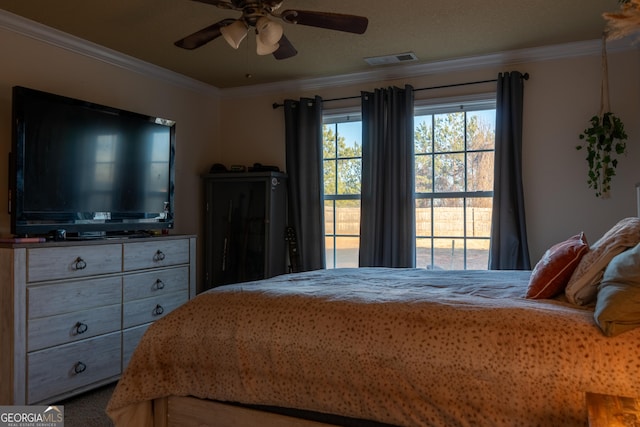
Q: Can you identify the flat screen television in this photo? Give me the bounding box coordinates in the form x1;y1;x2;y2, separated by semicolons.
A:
10;86;176;238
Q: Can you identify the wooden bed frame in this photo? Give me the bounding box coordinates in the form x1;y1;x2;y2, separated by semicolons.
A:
152;396;338;427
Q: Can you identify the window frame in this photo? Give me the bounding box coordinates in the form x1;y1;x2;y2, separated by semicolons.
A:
322;93;497;270
414;93;496;269
323;111;363;268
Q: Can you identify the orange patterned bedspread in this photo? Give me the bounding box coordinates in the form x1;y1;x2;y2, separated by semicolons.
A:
107;268;640;427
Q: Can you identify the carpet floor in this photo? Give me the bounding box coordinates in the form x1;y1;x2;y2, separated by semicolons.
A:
56;383;116;427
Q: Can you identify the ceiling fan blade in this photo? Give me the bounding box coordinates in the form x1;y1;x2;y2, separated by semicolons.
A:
188;0;238;10
273;35;297;60
174;18;236;49
279;10;368;34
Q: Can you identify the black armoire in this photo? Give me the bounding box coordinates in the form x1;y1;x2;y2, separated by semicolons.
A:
202;171;287;289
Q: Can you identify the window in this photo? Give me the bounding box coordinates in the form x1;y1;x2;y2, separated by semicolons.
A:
322;96;496;270
323;116;362;268
414;99;496;270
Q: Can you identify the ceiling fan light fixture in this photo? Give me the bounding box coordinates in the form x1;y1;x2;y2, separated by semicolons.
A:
256;16;283;54
220;19;249;49
256;38;280;55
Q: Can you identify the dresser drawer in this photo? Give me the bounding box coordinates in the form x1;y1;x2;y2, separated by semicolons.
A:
123;266;189;302
27;332;121;404
28;276;122;319
123;291;187;329
28;304;121;351
123;239;190;271
122;323;151;369
27;244;122;282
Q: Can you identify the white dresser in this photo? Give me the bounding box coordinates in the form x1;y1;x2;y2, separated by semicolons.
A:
0;235;196;405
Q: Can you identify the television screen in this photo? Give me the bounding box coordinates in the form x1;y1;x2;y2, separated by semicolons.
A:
10;86;176;237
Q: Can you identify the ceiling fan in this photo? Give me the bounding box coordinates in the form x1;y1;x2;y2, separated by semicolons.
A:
174;0;369;60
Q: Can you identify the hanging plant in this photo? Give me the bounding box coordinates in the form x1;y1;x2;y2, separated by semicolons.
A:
577;112;627;198
576;35;628;198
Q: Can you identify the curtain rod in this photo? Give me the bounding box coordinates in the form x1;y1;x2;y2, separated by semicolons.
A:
272;73;529;109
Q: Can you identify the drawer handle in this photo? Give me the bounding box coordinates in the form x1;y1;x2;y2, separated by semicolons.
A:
153;304;165;316
154;279;165;290
73;257;87;270
73;361;87;374
153;250;166;262
74;322;88;335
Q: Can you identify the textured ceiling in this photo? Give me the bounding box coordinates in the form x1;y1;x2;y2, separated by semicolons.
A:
0;0;623;89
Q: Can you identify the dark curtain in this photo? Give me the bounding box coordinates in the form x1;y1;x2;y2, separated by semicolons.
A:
489;72;531;270
359;85;415;268
284;97;325;271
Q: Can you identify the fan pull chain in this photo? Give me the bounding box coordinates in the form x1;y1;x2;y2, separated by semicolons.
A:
245;31;253;79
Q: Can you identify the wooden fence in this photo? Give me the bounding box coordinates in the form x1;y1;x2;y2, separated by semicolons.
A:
325;207;492;248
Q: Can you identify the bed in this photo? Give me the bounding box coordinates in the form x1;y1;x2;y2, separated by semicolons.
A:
106;264;640;427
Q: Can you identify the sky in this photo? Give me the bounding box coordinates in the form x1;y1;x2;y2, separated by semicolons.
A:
333;109;496;151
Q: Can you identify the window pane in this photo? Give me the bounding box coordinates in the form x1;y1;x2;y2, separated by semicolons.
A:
336;122;362;157
467;151;494;192
433;200;463;237
416;237;433;269
415;198;432;237
434;112;464;152
324;200;335;235
323;160;336;195
337;158;361;195
433;238;465;270
434;153;465;193
335;237;359;268
466;239;490;270
325;236;335;269
415;154;433;193
414;115;432;154
322;124;337;159
466;198;492;238
467;110;496;151
335;200;360;236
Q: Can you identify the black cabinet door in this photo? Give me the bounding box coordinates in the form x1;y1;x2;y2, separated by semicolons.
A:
203;172;287;289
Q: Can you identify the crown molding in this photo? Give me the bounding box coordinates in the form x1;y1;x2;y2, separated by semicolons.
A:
0;9;219;96
220;37;636;99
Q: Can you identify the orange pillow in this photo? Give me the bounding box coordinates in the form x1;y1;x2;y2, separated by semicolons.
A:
526;232;589;299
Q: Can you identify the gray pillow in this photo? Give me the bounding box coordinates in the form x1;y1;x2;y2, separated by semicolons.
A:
594;242;640;337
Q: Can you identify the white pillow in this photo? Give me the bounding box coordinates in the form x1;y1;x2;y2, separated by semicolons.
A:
565;217;640;305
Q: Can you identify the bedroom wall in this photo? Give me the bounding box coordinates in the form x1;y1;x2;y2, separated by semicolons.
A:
0;24;221;293
217;45;640;265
